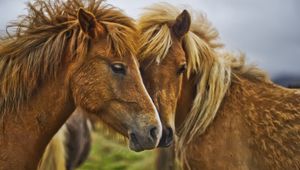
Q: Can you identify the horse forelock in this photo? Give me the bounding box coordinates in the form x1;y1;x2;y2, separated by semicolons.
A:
137;3;222;63
137;3;270;168
0;0;136;115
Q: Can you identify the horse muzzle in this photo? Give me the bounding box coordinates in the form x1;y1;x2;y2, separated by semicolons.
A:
128;125;161;152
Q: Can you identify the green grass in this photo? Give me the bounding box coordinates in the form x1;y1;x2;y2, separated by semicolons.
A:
78;129;156;170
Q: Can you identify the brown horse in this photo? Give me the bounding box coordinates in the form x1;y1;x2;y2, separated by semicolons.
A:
0;0;163;169
138;3;300;170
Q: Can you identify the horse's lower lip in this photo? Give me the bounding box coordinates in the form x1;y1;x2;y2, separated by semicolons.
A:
128;133;143;152
129;138;157;152
129;140;143;152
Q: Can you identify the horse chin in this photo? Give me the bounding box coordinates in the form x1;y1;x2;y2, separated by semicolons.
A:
128;139;156;152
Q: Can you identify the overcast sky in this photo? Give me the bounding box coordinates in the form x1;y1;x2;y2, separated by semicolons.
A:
0;0;299;77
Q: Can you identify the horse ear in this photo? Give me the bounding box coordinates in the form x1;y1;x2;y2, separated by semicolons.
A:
172;10;191;38
78;8;98;38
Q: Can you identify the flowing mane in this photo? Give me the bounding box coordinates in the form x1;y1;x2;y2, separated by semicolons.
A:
0;0;136;115
138;3;270;166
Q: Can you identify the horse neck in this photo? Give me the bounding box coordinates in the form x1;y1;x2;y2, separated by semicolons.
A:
175;71;269;131
0;71;75;170
176;70;285;134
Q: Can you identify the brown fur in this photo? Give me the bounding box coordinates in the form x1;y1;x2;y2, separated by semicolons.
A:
180;78;300;170
0;1;162;169
138;3;300;170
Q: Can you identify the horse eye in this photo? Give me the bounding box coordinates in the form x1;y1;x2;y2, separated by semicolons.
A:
111;63;126;75
177;63;187;75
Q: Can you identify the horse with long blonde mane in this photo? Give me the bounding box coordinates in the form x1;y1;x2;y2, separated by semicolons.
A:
0;0;163;169
138;3;300;170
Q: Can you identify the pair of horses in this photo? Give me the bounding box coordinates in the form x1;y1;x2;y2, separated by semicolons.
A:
1;0;299;170
45;2;300;170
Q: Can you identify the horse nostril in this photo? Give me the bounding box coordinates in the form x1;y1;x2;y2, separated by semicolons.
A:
149;126;158;141
130;132;138;144
158;127;174;147
166;127;173;142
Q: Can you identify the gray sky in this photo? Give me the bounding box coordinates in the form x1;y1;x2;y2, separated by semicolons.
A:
0;0;299;77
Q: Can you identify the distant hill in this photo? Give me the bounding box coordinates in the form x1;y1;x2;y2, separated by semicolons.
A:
273;75;300;88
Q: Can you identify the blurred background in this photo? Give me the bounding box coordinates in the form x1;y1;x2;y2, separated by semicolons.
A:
0;0;299;169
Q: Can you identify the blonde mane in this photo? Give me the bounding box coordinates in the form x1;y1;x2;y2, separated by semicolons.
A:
0;0;136;115
138;3;269;168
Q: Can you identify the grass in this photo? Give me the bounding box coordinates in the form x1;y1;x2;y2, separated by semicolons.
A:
78;128;156;170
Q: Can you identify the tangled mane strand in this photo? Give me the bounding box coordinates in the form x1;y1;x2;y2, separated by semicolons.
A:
138;3;269;169
0;0;136;115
